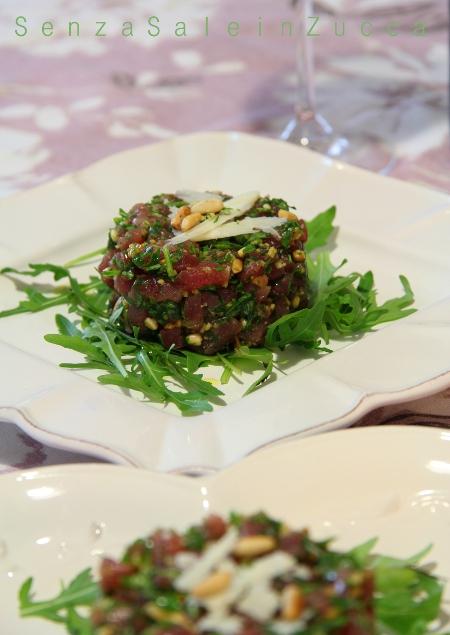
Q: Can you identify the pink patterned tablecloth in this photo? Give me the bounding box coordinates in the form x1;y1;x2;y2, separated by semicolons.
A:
0;0;449;471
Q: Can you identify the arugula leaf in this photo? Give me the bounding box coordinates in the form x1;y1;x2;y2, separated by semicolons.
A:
109;298;125;325
305;205;336;252
349;537;378;567
345;538;446;635
85;322;129;378
229;346;274;367
1;263;70;281
68;276;104;315
98;371;167;404
362;275;416;328
50;304;223;414
375;567;443;635
19;569;99;622
307;252;346;298
371;544;433;570
0;287;73;318
55;314;83;338
164;356;223;399
243;358;274;395
44;333;108;363
182;350;220;374
66;607;95;635
216;352;241;384
0;272;103;319
266;266;416;349
60;361;113;371
64;247;105;269
265;302;326;349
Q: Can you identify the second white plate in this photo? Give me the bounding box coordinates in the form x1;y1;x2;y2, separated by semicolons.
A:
0;426;449;635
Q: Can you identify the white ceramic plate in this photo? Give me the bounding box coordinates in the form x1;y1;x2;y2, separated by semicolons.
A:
0;426;449;634
0;132;450;472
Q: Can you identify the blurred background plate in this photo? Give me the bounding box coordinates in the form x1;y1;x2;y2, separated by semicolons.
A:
0;426;449;634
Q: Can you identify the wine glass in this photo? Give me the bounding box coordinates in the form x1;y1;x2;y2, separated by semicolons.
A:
281;0;350;159
281;0;394;171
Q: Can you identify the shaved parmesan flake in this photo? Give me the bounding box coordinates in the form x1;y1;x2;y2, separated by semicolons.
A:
168;205;181;222
197;216;287;241
174;551;199;570
237;582;279;621
167;191;261;245
225;191;260;212
167;214;226;245
175;190;223;204
241;551;296;583
270;619;310;635
198;615;242;634
295;564;312;580
204;575;247;615
174;528;238;592
201;551;296;618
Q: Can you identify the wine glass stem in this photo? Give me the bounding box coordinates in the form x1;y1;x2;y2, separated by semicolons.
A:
282;0;347;155
295;0;317;121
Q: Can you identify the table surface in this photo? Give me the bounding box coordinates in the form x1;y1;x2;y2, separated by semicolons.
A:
0;0;449;472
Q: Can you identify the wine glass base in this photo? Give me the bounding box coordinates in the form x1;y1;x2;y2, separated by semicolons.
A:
281;116;396;174
281;116;349;159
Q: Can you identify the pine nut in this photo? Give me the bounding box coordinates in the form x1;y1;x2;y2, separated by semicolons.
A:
144;604;192;628
127;243;144;259
267;246;277;258
181;212;203;232
348;571;364;585
292;250;305;262
171;205;191;230
280;523;291;537
278;209;298;221
233;535;276;558
166;320;182;330
291;296;300;309
109;228;119;243
186;333;202;346
281;584;304;620
192;570;232;598
237;248;245;259
325;607;339;619
231;258;243;274
144;317;158;330
191;199;224;215
252;274;269;288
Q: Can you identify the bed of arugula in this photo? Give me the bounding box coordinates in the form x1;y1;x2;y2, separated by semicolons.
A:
0;207;416;415
18;532;448;635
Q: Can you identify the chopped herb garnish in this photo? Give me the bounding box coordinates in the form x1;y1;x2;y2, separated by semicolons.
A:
162;245;176;278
